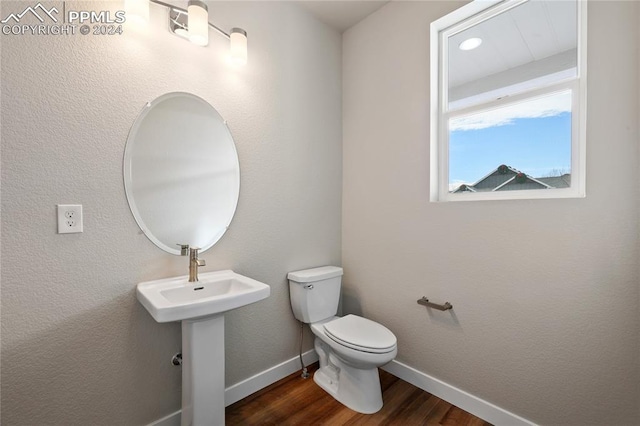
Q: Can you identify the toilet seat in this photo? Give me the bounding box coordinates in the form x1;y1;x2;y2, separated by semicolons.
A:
323;315;396;354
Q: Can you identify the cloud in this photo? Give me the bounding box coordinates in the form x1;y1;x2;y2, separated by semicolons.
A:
450;91;571;132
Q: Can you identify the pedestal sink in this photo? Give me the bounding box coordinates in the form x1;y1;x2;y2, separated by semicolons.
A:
136;270;270;426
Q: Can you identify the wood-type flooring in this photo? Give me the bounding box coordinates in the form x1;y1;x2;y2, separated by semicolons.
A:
226;363;493;425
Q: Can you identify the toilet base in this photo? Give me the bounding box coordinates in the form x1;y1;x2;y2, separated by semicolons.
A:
313;338;383;414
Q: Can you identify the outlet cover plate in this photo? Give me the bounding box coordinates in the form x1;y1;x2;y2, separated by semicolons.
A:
57;204;83;234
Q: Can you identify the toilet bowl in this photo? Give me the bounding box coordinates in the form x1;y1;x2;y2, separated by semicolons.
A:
310;315;397;413
288;266;397;414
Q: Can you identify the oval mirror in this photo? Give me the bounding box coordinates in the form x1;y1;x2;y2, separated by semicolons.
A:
124;92;240;255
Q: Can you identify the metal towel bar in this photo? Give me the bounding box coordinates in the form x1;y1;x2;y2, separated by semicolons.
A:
417;296;453;311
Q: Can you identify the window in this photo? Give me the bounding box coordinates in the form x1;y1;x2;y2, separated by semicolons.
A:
430;0;587;201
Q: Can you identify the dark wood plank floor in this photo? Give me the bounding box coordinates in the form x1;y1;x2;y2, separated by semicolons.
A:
226;363;492;425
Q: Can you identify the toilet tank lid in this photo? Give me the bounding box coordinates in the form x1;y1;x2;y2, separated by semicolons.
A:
287;266;343;283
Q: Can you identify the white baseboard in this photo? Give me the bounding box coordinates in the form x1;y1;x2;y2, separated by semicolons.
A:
149;350;319;426
225;349;319;406
381;360;536;426
151;352;533;426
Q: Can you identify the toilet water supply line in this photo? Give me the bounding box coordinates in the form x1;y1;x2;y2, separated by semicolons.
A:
299;321;309;379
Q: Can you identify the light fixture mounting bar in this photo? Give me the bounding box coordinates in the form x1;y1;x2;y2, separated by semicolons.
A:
148;0;231;39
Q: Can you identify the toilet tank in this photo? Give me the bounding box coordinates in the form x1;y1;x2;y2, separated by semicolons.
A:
288;266;343;323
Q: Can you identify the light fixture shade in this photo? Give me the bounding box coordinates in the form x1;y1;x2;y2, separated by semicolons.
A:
230;28;247;65
125;0;149;23
188;0;209;46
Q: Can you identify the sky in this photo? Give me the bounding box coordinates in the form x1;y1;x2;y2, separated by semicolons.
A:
448;91;572;186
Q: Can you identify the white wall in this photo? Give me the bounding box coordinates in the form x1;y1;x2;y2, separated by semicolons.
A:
0;1;341;424
343;1;640;425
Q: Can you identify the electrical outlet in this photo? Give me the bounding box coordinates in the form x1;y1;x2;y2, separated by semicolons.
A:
57;204;83;234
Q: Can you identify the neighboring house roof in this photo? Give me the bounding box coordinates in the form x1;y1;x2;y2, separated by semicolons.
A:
453;165;571;193
538;174;571;188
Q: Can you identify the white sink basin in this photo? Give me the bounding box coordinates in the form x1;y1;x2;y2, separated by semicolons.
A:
136;270;270;322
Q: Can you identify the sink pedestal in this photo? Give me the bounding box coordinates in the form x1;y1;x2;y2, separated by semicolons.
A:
181;315;225;426
135;270;270;426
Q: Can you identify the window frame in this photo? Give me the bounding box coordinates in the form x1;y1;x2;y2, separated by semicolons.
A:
429;0;588;202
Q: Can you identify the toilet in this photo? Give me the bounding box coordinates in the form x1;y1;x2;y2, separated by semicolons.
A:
288;266;397;414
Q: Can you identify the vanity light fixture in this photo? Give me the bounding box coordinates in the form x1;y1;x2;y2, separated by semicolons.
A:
458;37;482;51
126;0;248;64
169;9;188;38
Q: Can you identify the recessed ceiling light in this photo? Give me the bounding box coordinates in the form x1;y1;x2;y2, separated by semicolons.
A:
459;37;482;51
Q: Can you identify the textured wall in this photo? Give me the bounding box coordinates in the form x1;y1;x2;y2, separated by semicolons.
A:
342;1;640;425
1;1;341;425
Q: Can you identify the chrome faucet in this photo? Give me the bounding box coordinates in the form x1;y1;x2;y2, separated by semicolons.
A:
188;247;206;282
178;244;206;282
